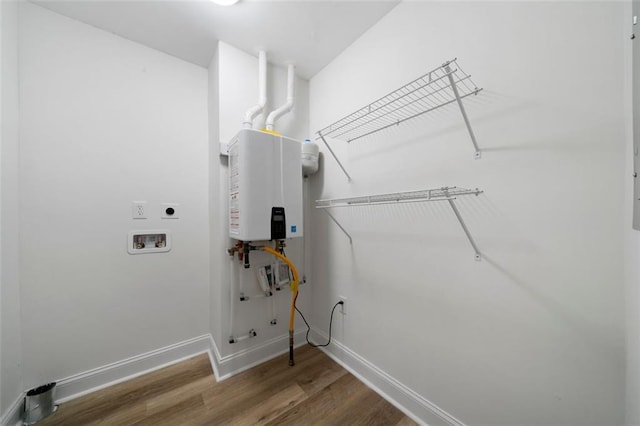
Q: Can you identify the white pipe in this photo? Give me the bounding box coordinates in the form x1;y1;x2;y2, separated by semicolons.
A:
228;257;235;342
270;293;277;325
243;51;267;128
266;64;295;131
229;329;257;344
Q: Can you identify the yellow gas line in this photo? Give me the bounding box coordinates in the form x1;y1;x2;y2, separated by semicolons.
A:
261;245;299;366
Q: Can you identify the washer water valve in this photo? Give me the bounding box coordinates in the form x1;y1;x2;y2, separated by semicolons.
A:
128;230;171;254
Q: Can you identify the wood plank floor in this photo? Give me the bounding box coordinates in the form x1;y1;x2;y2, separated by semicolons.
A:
40;345;416;425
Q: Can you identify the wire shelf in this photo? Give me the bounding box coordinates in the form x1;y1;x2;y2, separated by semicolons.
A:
316;58;482;144
316;186;483;260
316;186;482;209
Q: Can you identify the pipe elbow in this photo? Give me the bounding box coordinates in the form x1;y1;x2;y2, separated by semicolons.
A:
244;101;266;128
265;101;294;131
243;51;267;128
265;64;295;132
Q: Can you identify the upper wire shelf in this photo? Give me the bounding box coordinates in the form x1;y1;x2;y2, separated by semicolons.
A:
317;58;481;143
316;58;483;181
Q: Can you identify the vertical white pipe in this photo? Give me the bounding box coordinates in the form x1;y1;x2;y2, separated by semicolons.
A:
228;258;235;340
286;63;294;102
243;51;267;128
266;64;295;131
270;290;277;325
258;51;267;114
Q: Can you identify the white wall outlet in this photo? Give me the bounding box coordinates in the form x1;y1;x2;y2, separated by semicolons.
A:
338;296;347;314
132;201;147;219
161;203;179;219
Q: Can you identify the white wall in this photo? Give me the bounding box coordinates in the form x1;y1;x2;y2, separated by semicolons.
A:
626;0;640;424
625;198;640;423
209;41;312;361
208;42;222;353
18;3;210;389
7;1;634;423
1;0;23;419
310;2;626;424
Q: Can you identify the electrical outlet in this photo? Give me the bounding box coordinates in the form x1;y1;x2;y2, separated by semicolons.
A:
161;203;179;219
132;201;147;219
338;296;347;314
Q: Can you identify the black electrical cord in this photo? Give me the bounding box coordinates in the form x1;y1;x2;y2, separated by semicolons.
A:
295;301;342;348
280;246;341;347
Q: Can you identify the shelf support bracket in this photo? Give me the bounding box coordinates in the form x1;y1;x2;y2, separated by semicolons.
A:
446;198;481;261
445;65;482;159
318;132;352;182
323;210;353;244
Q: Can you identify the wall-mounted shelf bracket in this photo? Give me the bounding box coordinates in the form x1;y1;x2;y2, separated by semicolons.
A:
316;186;483;260
318;132;352;181
444;62;482;159
442;188;482;261
324;209;353;244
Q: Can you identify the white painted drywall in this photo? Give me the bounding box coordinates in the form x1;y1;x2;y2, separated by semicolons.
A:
310;2;626;424
18;3;210;390
208;44;223;352
625;193;640;423
209;41;312;359
1;0;23;418
626;1;640;424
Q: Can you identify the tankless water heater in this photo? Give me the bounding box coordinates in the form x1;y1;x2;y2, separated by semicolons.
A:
228;129;303;241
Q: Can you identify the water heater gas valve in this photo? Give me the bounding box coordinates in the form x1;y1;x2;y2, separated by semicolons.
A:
227;242;244;257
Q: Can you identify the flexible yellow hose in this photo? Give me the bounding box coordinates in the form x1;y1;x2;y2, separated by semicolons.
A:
261;246;299;365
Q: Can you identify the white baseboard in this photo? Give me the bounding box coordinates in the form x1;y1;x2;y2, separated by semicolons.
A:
22;331;307;412
3;330;396;426
309;328;465;426
1;335;215;425
209;330;308;381
0;394;23;426
55;334;213;404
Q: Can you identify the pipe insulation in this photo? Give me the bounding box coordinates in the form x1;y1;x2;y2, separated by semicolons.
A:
243;51;267;128
266;64;295;131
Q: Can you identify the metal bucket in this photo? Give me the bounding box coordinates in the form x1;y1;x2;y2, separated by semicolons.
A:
23;382;57;425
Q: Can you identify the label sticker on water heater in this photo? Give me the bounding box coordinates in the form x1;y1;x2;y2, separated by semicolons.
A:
291;225;297;233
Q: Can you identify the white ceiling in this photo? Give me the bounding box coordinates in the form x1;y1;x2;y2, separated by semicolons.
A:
33;0;399;79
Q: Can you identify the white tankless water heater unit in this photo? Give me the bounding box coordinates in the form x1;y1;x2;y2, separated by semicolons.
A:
229;129;303;242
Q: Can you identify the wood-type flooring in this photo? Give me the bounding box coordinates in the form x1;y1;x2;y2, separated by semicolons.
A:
39;344;416;425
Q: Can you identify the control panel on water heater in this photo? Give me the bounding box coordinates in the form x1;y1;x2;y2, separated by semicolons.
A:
228;129;303;241
271;207;286;240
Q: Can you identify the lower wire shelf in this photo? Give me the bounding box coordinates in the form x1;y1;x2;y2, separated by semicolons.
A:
316;186;483;260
